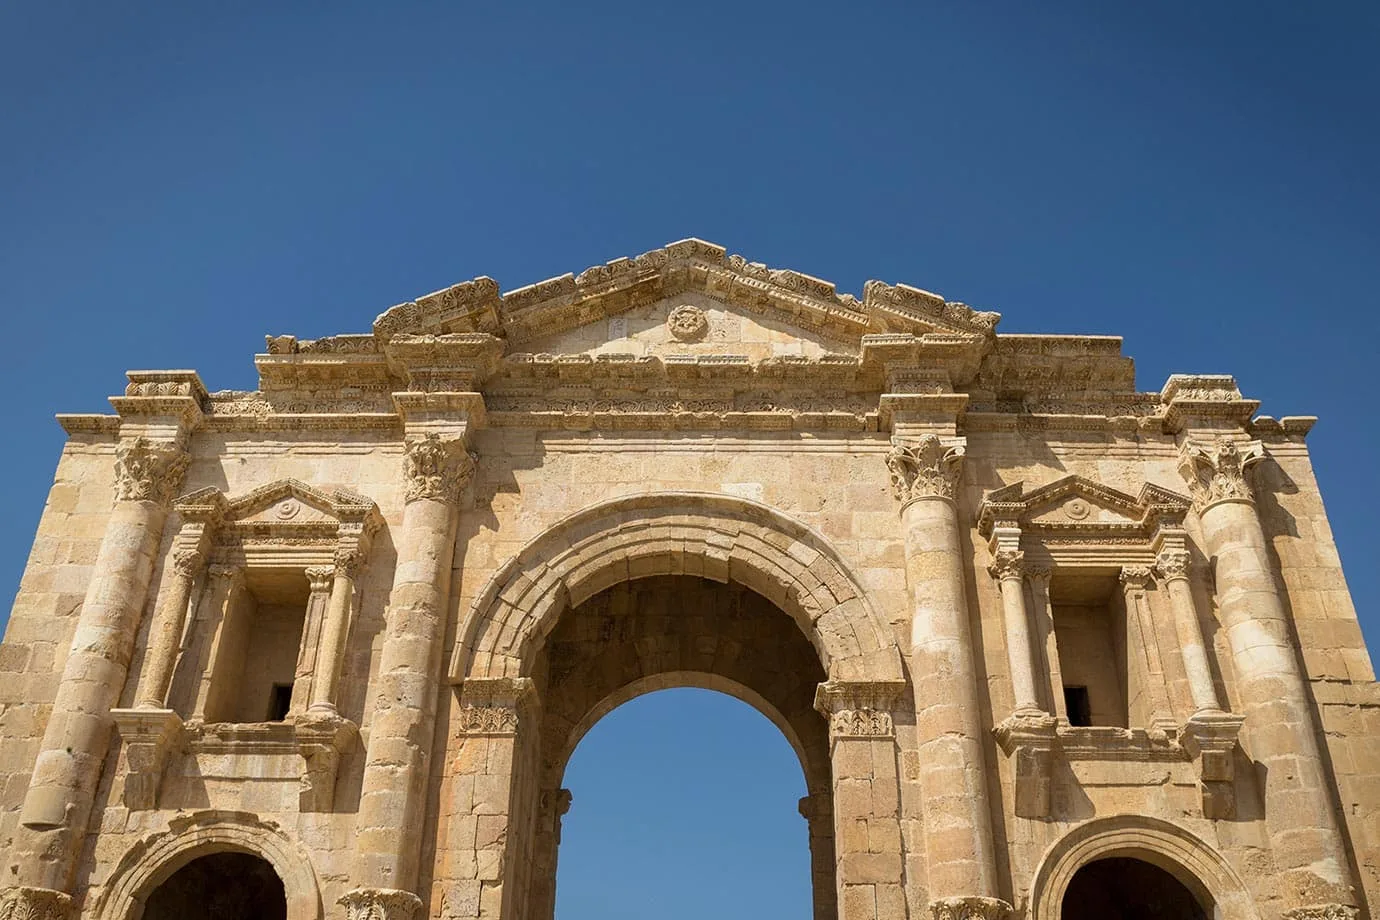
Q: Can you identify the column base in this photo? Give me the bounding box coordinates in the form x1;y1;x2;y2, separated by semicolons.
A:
0;886;74;920
339;887;423;920
931;895;1013;920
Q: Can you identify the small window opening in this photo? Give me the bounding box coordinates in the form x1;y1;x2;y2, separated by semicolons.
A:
268;683;294;722
1064;686;1093;727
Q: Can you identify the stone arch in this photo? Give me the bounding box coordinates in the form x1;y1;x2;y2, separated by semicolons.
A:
1029;815;1260;920
452;492;905;683
92;810;321;920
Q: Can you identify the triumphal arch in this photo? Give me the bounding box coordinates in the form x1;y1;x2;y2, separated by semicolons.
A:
1;239;1377;920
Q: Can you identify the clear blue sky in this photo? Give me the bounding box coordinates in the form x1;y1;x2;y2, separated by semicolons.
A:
1;4;1376;917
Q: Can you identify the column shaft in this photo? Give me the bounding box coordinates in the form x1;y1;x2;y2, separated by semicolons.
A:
899;496;1000;903
134;549;202;709
992;553;1042;715
308;557;357;715
1157;551;1223;715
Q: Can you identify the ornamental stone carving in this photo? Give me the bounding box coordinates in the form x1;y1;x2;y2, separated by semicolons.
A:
334;547;366;579
1284;906;1360;920
887;435;964;505
402;434;476;504
338;887;423;920
306;564;335;592
1177;437;1265;512
1119;565;1155;590
171;548;204;578
666;304;709;341
987;549;1025;581
0;887;72;920
931;896;1013;920
455;704;520;735
1156;548;1191;581
113;436;189;505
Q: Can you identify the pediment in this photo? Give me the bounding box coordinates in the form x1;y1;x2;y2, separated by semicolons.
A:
369;239;1001;350
176;480;379;528
978;475;1190;539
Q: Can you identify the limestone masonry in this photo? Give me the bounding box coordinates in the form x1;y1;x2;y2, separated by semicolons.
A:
0;239;1376;920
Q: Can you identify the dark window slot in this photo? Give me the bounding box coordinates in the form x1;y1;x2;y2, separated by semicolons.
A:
267;683;294;722
1064;686;1092;727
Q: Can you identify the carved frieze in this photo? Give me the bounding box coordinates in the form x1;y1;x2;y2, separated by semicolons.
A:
403;434;476;504
814;680;906;740
886;434;964;505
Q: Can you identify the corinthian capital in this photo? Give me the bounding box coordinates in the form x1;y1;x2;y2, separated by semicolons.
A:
1176;437;1264;512
114;436;189;505
988;549;1025;581
931;896;1013;920
402;434;476;504
1156;548;1191;581
0;886;73;920
887;434;964;506
337;888;422;920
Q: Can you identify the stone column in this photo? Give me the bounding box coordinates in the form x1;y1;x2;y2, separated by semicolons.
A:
1026;568;1068;724
1119;566;1176;733
5;435;189;910
289;565;337;716
990;549;1043;717
815;680;909;920
1154;547;1222;716
345;430;476;919
798;792;838;920
886;436;1008;919
1179;437;1358;913
307;547;364;716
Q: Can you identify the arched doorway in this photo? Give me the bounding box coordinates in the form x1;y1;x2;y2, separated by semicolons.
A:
556;688;812;919
529;575;834;920
141;851;287;920
1062;857;1208;920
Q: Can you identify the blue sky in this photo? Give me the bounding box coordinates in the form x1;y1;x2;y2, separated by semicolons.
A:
1;3;1376;916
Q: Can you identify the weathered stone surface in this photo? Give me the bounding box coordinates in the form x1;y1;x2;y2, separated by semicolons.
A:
0;243;1374;919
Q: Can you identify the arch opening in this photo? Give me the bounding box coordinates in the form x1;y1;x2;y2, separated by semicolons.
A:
515;574;836;920
1062;857;1209;920
141;851;287;920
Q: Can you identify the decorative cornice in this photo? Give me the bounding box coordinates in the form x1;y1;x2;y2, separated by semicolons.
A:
1176;437;1265;513
403;433;477;504
114;436;189;505
886;435;964;506
977;475;1191;541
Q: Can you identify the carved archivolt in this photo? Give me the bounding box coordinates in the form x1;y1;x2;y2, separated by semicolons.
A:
1027;815;1260;920
91;810;321;920
453;492;904;684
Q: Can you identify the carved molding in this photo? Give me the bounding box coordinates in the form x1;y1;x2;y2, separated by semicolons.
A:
994;711;1059;819
402;433;476;504
887;434;964;505
814;680;907;739
338;887;423;920
1182;710;1246;820
456;677;536;736
931;896;1013;920
1177;438;1265;513
0;888;72;920
114;437;189;505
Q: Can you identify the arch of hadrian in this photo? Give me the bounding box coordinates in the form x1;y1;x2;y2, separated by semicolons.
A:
0;239;1376;920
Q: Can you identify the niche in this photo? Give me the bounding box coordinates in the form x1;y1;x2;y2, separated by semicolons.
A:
1050;572;1128;729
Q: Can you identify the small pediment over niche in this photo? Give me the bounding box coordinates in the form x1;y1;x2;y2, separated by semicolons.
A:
977;475;1190;541
175;480;380;530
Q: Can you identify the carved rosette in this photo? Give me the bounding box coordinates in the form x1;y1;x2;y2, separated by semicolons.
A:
1156;548;1191;581
402;434;476;504
114;437;189;505
1177;438;1265;513
887;435;964;506
666;304;709;341
931;896;1013;920
338;887;423;920
987;549;1025;582
1284;906;1360;920
0;887;73;920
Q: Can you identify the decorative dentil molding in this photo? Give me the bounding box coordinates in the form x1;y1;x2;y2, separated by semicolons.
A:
402;433;477;504
886;435;964;505
930;896;1013;920
338;887;424;920
1177;438;1265;512
988;549;1026;581
0;887;72;920
114;436;189;505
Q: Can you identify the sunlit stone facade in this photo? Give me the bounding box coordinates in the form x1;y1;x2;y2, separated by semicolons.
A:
0;239;1376;920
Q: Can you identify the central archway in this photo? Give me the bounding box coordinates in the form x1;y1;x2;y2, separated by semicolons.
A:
142;851;286;920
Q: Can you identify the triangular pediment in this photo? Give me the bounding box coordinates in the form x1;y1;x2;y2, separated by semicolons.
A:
176;480;379;528
369;239;1001;350
978;475;1190;538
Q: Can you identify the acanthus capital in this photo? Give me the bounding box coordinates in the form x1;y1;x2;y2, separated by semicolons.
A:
337;887;423;920
1156;548;1192;581
887;434;964;507
0;886;74;920
1177;437;1265;513
930;896;1013;920
988;548;1025;581
114;436;189;506
402;433;476;504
